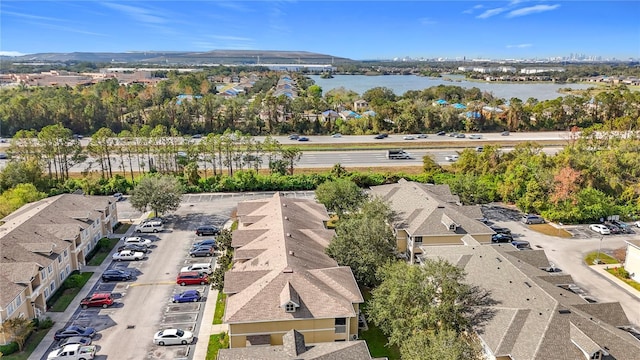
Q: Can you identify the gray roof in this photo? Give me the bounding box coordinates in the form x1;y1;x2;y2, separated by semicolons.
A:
224;193;363;324
217;329;373;360
418;244;640;359
369;179;494;238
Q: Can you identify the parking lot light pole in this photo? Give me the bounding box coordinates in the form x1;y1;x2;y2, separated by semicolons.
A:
595;236;603;265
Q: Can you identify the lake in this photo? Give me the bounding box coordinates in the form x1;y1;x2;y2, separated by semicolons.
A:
308;74;593;101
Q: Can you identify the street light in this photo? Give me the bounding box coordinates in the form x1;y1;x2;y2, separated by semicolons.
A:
595;236;603;265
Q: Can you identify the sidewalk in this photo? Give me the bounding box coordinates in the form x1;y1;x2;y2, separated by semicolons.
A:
191;221;232;360
28;215;146;360
590;264;640;299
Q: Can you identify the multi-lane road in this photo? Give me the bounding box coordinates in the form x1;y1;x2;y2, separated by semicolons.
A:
0;131;572;171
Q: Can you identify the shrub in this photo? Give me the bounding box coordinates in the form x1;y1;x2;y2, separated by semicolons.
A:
0;341;19;355
63;274;84;289
37;317;54;329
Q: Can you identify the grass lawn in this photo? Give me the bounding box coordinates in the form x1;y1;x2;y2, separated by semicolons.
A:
49;272;94;312
86;238;119;266
2;328;51;360
360;324;400;360
606;268;640;291
528;223;573;238
205;332;229;360
213;292;227;325
584;251;619;265
113;222;132;235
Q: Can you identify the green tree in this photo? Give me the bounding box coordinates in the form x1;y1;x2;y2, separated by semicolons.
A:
399;330;483;360
129;175;183;217
0;159;44;191
315;178;367;216
281;147;302;175
326;198;397;287
367;260;492;347
0;183;47;218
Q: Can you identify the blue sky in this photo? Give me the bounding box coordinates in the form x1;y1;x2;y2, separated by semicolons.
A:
1;1;638;60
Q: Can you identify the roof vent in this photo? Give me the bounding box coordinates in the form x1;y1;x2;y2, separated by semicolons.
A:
283;204;287;207
284;216;289;220
286;233;291;237
524;281;532;288
288;251;295;256
559;309;571;314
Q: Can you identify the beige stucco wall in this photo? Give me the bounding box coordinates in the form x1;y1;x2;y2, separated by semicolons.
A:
396;230;408;253
625;244;640;282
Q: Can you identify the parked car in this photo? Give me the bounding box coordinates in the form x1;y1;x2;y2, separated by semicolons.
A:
135;222;163;233
112;250;145;261
445;154;459;162
589;224;611;235
172;290;202;303
469;134;483;139
101;269;132;282
511;241;532;250
490;225;512;235
144;217;167;224
112;193;124;201
331;133;342;138
195;225;220;236
117;244;149;254
181;263;213;275
153;328;194;346
54;326;96;340
491;233;514;243
176;271;209;286
288;134;299;140
57;336;92;348
80;293;114;309
123;236;152;247
189;246;214;257
521;214;545;224
609;220;633;233
604;223;622;234
47;344;96;360
192;239;217;249
403;135;415;140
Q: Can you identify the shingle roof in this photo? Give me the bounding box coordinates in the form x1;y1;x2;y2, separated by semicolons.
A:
369;179;494;238
223;193;363;324
419;244;640;359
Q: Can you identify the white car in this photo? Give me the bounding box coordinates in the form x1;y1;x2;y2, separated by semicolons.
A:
180;263;213;275
331;133;342;138
445;154;459;162
112;250;145;261
153;328;194;346
122;237;152;247
635;221;640;228
589;224;611;235
469;134;483;139
403;135;415;140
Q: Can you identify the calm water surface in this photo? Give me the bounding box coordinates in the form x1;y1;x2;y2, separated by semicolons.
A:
309;74;593;101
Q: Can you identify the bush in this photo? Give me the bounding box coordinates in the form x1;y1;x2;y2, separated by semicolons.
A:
63;274;84;289
0;341;19;355
37;317;54;330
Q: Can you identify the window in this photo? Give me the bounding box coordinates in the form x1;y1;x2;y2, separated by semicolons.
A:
50;282;56;292
40;269;47;280
414;236;423;244
60;272;65;282
47;265;53;274
63;249;68;258
58;256;62;263
335;317;347;333
7;302;16;316
44;288;50;299
285;303;296;312
15;294;22;307
65;265;71;276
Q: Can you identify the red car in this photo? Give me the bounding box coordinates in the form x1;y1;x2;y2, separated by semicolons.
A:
80;293;114;309
176;271;209;286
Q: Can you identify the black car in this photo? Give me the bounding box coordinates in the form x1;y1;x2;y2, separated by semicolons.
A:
54;326;96;340
492;233;514;243
117;244;149;253
436;131;446;136
604;223;622;234
374;134;386;139
193;239;217;249
196;225;220;236
101;269;133;282
490;226;512;235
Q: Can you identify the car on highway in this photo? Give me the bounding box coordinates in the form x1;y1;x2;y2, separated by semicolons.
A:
331;133;342;138
288;134;299;140
521;214;545;224
490;226;511;235
492;233;514;243
403;135;415;140
501;131;510;136
112;250;145;261
54;326;96;341
117;243;149;254
101;269;133;282
475;146;484;152
153;328;194;346
445;154;459;162
0;152;9;159
455;133;466;138
189;245;214;257
176;271;209;286
181;263;213;275
297;136;309;142
191;134;203;139
57;336;93;348
80;293;114;309
172;290;202;303
195;225;220;236
123;236;152;247
417;134;428;138
192;239;217;249
436;131;446;136
589;224;611;235
469;134;483;139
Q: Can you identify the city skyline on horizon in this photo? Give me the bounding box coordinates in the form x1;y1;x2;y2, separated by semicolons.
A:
1;1;638;60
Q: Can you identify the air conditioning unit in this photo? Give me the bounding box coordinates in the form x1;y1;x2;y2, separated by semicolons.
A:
351;334;358;340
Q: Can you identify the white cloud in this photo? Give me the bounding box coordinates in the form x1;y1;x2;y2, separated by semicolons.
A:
507;4;560;18
101;2;166;24
2;10;63;22
0;51;28;57
506;43;533;48
462;4;483;14
419;17;437;25
209;35;253;42
477;7;507;19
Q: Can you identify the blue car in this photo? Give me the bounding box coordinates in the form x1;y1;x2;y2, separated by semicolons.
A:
54;325;96;340
297;136;309;142
172;290;202;303
193;239;217;249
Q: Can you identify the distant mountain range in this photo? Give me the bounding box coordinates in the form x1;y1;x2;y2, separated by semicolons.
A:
1;50;353;65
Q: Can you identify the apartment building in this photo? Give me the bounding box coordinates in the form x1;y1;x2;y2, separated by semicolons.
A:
223;193;363;348
0;194;118;344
